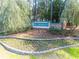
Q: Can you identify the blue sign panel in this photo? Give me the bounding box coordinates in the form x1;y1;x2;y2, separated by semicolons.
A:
32;21;50;29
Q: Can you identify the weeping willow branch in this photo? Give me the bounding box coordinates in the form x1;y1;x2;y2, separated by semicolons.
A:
0;0;32;35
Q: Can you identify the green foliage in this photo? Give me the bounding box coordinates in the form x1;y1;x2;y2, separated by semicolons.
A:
53;0;66;22
61;0;79;26
0;0;32;35
34;0;65;22
30;55;37;59
38;0;51;20
53;0;60;20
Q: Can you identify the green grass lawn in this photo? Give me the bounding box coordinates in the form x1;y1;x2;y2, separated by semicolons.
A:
36;47;79;59
0;45;79;59
1;39;78;51
0;39;79;59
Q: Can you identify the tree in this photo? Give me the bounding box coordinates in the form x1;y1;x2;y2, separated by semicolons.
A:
53;0;66;23
32;0;65;22
61;0;79;27
0;0;32;35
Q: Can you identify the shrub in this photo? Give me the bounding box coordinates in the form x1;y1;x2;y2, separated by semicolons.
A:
0;0;32;35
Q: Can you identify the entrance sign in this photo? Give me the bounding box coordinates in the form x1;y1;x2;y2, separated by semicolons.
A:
50;23;62;30
32;21;63;30
32;21;50;29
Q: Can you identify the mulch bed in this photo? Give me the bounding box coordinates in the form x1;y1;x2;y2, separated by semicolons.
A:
11;29;66;39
